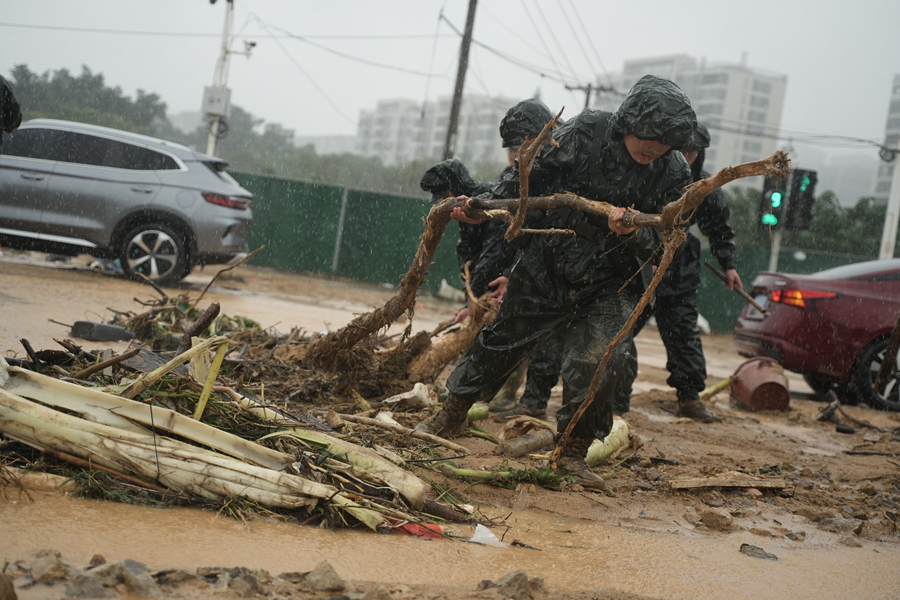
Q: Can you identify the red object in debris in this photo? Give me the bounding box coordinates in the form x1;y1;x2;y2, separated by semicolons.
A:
730;357;790;412
744;488;763;497
391;522;443;539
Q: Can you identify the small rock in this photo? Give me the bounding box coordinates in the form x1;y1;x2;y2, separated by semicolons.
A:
65;573;114;599
785;531;806;541
229;575;260;597
30;551;68;583
858;481;877;496
154;570;197;586
739;543;778;560
494;570;532;600
683;506;700;525
699;508;734;530
794;507;825;522
92;559;160;597
277;572;305;584
635;482;654;491
647;470;661;482
800;467;813;477
842;505;854;514
362;585;393;600
838;535;863;547
250;569;271;585
818;518;864;536
749;528;776;537
528;577;545;593
299;561;345;593
0;573;17;600
88;555;106;569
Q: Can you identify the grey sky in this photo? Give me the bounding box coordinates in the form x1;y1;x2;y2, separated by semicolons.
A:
2;0;899;164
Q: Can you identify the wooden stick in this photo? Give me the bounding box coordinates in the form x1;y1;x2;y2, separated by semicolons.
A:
176;301;221;356
337;414;472;455
71;348;141;380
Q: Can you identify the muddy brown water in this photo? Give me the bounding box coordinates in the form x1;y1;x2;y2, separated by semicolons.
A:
3;493;898;599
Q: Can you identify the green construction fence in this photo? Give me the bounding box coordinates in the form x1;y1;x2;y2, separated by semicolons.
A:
234;171;872;333
233;171;461;292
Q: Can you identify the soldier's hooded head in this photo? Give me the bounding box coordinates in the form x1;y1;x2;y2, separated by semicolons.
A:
419;158;481;202
613;75;696;165
680;121;711;179
499;98;553;149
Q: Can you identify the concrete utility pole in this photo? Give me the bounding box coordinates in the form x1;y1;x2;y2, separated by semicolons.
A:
878;153;900;260
206;0;234;157
442;0;477;160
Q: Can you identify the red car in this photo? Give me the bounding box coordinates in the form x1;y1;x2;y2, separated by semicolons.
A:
734;258;900;411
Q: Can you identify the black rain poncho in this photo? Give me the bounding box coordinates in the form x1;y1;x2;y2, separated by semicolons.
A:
447;75;695;442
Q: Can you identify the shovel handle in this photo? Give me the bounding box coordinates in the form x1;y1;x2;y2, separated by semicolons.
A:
703;262;768;314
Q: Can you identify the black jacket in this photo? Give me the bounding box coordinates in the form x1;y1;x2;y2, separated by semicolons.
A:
0;76;22;152
656;168;737;297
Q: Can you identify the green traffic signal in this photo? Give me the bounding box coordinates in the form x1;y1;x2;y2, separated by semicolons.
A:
770;191;783;207
800;176;810;192
761;213;778;226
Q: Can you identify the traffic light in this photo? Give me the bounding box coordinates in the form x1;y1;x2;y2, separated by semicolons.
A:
758;174;787;229
785;169;818;231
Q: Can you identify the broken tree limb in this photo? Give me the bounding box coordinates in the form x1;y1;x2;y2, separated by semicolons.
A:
70;348;141;381
407;301;497;381
505;107;564;242
305;151;791;370
176;301;221;356
337;413;472;455
699;376;736;401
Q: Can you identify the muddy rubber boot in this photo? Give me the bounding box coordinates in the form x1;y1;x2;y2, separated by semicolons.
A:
678;399;722;423
492;403;547;422
555;437;606;491
415;393;474;437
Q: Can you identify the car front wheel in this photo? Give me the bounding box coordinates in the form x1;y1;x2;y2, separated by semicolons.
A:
852;338;900;412
120;222;190;286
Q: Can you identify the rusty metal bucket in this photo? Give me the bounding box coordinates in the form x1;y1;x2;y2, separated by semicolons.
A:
730;357;790;412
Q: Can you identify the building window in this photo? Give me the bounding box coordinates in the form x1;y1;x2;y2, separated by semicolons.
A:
698;88;727;100
748;110;768;123
745;125;764;135
749;95;769;108
743;140;763;153
876;181;892;193
697;103;724;116
702;73;728;85
752;80;772;94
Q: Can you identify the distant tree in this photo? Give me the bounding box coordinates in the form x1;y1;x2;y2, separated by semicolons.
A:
9;64;167;135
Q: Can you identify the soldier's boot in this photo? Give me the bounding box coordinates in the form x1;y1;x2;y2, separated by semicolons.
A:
415;392;475;437
555;436;607;491
677;398;722;423
492;403;547;422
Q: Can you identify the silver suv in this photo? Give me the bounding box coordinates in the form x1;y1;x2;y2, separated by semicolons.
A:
0;119;252;285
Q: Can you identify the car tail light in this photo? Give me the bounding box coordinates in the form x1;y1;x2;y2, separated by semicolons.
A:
202;193;250;210
770;288;838;309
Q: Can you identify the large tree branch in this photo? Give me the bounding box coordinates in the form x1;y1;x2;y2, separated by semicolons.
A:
305;151;791;370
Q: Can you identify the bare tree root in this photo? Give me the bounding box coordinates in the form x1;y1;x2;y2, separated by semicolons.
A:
407;300;497;381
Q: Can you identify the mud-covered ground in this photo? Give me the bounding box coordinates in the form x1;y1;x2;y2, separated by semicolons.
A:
2;253;899;599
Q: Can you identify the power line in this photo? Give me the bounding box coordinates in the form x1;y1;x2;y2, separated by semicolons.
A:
706;121;898;152
0;21;454;40
270;24;451;79
251;18;355;126
530;0;585;83
566;0;615;89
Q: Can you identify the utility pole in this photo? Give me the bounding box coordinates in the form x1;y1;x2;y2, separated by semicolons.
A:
878;151;900;259
205;0;234;157
565;83;593;109
442;0;477;160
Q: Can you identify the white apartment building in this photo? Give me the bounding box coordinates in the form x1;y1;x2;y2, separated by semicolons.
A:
357;94;519;166
874;73;900;205
595;54;787;177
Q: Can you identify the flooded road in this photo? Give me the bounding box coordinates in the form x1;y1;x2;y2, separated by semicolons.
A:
3;493;898;599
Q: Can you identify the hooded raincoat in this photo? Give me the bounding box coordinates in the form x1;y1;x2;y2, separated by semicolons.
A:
447;75;695;441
